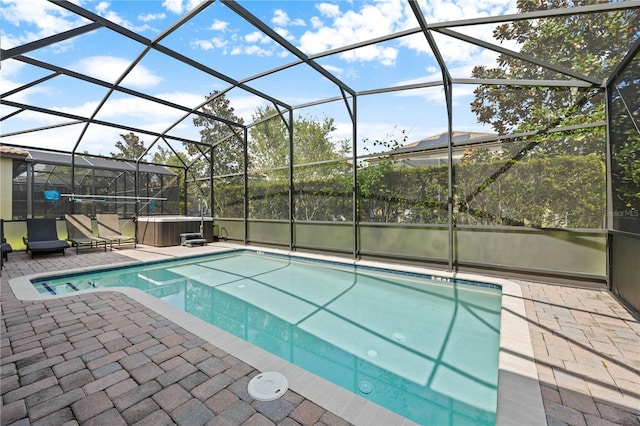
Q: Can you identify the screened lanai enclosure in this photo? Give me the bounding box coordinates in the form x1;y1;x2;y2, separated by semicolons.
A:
1;0;638;311
3;147;181;219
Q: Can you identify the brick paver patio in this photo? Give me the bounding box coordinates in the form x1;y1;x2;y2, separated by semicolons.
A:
517;282;640;425
1;246;639;425
1;249;351;426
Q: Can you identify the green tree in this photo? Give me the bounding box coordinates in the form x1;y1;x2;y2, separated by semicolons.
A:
247;106;351;220
470;0;638;157
190;91;246;215
248;106;288;174
150;145;187;215
214;156;603;227
609;54;640;230
192;91;245;176
111;132;147;160
357;132;407;222
249;105;350;180
152;145;188;169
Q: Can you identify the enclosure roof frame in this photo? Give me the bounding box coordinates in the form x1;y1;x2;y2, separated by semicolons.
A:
0;0;637;156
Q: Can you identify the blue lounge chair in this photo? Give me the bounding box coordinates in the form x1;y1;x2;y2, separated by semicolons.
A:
24;218;70;258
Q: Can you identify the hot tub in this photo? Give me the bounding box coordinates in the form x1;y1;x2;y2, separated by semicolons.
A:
137;216;214;247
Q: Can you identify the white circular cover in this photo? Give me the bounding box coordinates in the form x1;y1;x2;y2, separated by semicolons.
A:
247;372;289;401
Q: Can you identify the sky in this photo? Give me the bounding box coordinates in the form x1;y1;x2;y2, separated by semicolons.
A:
0;0;520;158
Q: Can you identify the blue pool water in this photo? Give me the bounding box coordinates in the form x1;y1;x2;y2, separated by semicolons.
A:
32;250;501;425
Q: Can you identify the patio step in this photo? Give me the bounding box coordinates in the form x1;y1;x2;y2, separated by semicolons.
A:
180;232;207;247
183;238;207;247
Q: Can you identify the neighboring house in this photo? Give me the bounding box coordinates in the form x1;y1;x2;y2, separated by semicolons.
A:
368;131;498;167
0;145;178;220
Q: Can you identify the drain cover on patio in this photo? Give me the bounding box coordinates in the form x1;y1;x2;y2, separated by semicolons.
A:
247;372;288;401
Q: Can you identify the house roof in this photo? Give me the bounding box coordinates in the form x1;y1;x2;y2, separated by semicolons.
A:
393;131;497;154
1;145;176;176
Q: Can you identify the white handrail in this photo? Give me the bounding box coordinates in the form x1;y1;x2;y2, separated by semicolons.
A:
61;193;167;201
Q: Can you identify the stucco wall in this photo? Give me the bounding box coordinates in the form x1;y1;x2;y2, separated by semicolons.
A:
0;156;13;220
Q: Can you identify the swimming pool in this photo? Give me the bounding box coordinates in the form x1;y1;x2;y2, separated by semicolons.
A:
30;250;501;425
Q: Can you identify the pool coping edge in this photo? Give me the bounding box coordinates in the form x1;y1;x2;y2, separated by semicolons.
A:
8;245;546;426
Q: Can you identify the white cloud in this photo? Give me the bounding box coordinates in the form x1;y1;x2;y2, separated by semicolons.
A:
245;31;267;44
138;12;166;22
191;17;237;51
331;120;355;141
389;74;449;106
194;31;272;57
1;89;208;153
322;64;344;75
226;95;266;124
391;63;483;106
401;25;520;70
316;3;341;19
191;40;214;51
94;2;153;32
210;37;228;48
2;83;54;106
154;91;204;108
299;0;408;65
310;16;323;30
295;0;519;69
72;56;163;88
272;9;290;27
162;0;184;14
274;27;295;43
190;37;227;51
240;45;272;57
272;9;305;27
418;0;516;22
0;0;89;48
95;2;108;13
341;45;398;66
95;2;123;24
161;0;204;15
0;118;199;156
404;0;520;60
0;0;156;50
69;92;202;125
1;0;523;153
424;0;464;21
209;19;229;31
0;58;26;80
193;21;275;56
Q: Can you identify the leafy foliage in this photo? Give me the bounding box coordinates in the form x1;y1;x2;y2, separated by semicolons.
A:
214;156;605;228
192;91;245;176
244;106;352;220
111;132;147;160
455;154;605;227
470;0;638;159
609;54;640;230
150;145;189;214
249;105;351;180
468;1;638;232
187;91;246;213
